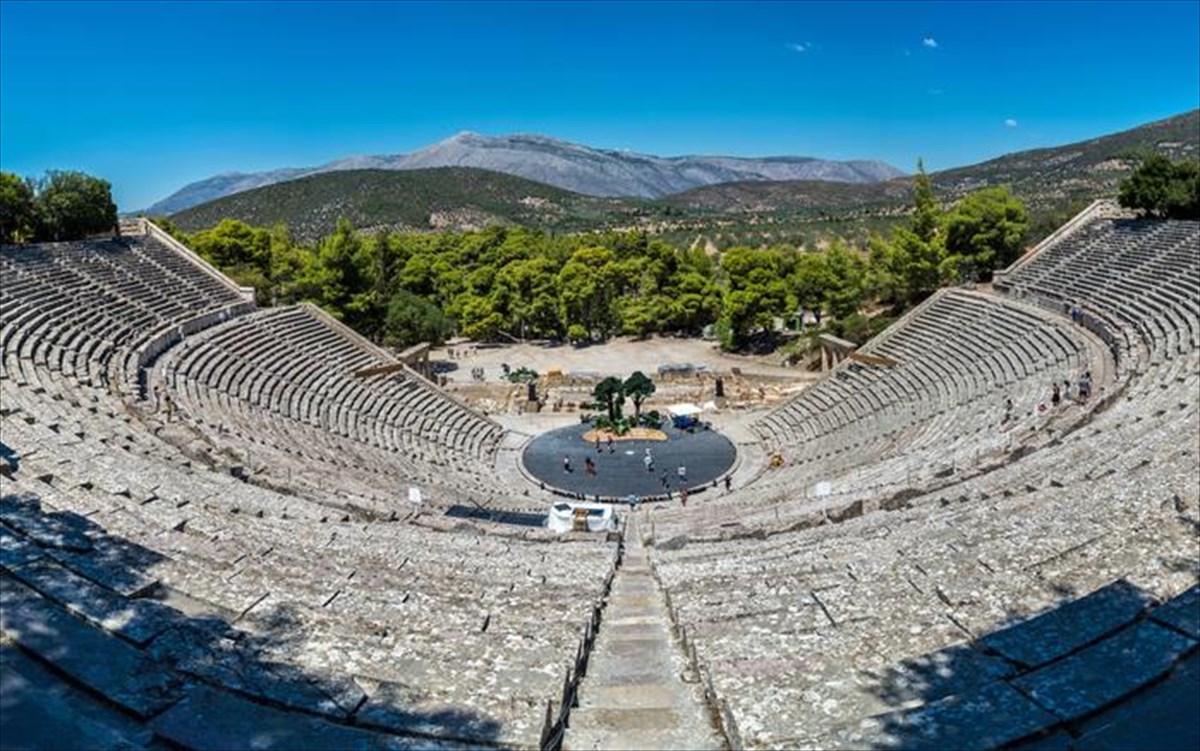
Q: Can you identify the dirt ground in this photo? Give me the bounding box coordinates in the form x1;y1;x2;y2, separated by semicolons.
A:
433;335;808;384
433;335;819;416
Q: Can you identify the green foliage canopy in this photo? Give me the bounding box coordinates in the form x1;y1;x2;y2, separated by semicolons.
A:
0;172;36;244
383;289;451;348
1;170;117;243
623;371;656;418
1118;153;1200;219
158;175;1030;358
942;186;1030;279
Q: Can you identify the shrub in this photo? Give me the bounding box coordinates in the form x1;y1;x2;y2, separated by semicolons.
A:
567;323;590;345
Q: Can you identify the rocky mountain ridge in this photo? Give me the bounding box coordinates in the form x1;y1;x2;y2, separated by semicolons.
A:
143;132;904;214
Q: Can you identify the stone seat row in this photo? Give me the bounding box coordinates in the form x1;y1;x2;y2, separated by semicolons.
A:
754;290;1084;446
1;488;619;747
654;212;1200;747
160;305;501;460
1;237;249;396
167;380;507;514
650;438;1198;749
745;291;1091;501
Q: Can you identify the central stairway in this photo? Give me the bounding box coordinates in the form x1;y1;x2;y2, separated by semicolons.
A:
565;515;725;750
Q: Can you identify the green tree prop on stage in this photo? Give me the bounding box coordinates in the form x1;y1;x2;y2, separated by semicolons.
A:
624;371;656;420
593;376;626;423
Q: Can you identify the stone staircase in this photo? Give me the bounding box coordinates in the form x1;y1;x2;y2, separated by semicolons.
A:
565;515;725;751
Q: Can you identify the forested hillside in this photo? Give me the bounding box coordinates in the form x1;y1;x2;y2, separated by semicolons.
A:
170;167;660;241
161;168;1032;356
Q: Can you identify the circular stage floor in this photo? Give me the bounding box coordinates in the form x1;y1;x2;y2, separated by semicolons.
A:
522;423;736;500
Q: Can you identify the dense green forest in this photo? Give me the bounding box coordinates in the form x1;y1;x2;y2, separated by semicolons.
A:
158;166;1032;353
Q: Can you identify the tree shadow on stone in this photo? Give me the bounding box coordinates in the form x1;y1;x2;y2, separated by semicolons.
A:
0;491;506;749
850;579;1173;750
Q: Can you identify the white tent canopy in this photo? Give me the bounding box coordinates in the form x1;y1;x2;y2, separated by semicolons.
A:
666;403;704;418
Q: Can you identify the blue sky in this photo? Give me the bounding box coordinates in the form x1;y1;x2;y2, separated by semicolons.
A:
2;0;1197;210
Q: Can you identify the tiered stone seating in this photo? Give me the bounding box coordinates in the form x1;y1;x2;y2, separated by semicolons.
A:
648;289;1105;539
2;231;618;747
996;216;1200;372
653;351;1198;747
647;210;1200;749
1;486;618;747
753;290;1090;475
155;304;509;513
0;235;250;396
4;206;1196;749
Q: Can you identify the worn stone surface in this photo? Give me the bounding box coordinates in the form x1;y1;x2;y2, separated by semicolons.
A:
46;536;163;598
815;680;1057;751
980;579;1155;668
7;557;178;646
1072;650;1200;751
150;684;447;750
1009;730;1076;751
353;680;505;745
0;524;45;568
1013;620;1198;722
0;641;158;751
0;493;93;552
0;575;182;718
148;621;362;721
1150;584;1200;640
565;516;723;751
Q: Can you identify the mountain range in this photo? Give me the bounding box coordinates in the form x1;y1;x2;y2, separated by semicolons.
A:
143;132;905;214
663;109;1200;215
168;109;1199;242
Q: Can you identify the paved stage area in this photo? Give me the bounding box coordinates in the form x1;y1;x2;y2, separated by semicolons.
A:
521;423;736;500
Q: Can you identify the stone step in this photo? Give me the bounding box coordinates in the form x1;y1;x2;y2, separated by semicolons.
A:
568;706;685;732
1012;620;1198;722
601;612;661;626
578;683;683;710
565;706;721;751
0;574;182;719
150;684;443;750
980;578;1155;669
565;521;723;751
